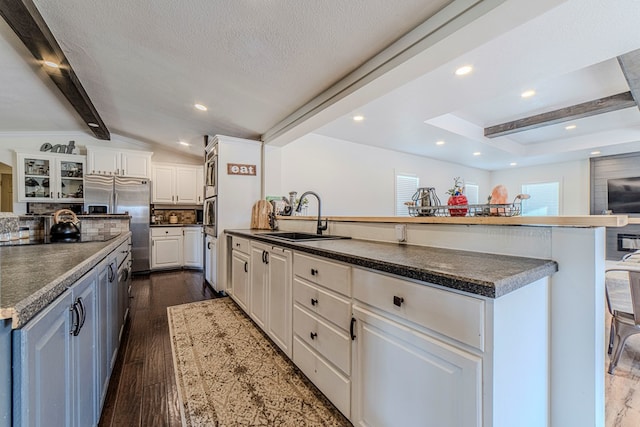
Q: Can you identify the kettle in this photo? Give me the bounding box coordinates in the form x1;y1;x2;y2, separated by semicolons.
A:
50;209;81;240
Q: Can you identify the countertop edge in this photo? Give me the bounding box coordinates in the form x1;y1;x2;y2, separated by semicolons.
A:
5;232;132;329
226;230;558;299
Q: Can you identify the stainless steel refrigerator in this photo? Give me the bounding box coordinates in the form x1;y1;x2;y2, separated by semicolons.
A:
84;175;150;273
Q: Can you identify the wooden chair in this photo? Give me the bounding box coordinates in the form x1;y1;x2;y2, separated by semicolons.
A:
606;258;640;374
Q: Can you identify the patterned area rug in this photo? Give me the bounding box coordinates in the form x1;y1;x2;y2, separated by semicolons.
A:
167;297;352;426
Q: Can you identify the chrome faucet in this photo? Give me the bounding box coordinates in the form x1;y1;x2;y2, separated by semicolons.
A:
295;191;328;235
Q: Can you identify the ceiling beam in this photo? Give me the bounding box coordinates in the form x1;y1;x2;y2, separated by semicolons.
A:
0;0;110;140
618;49;640;110
484;92;636;138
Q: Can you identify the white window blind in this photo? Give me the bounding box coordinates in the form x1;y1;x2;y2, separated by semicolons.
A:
521;182;560;216
395;173;419;216
465;183;479;205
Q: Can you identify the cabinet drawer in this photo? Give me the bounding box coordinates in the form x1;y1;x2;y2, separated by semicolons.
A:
231;236;250;254
294;253;351;296
116;238;131;267
353;268;485;351
293;336;350;418
151;227;182;237
293;278;351;332
293;304;350;375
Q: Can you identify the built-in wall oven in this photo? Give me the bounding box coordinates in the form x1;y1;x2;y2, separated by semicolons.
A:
205;143;217;199
204;196;217;237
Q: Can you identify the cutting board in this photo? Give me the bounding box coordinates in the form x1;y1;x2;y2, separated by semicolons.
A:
251;200;272;229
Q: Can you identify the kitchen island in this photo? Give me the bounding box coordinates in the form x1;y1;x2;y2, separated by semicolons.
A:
0;232;132;426
224;215;611;427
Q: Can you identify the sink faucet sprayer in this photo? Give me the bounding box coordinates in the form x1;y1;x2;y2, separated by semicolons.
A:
295;191;328;235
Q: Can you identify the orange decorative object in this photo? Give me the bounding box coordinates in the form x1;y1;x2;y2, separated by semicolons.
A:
490;185;509;215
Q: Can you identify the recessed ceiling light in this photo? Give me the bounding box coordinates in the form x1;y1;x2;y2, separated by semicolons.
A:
87;122;99;128
455;65;473;76
472;152;481;156
510;162;518;166
178;141;190;146
521;90;536;98
43;60;59;68
353;115;364;122
565;124;577;130
436;140;445;145
194;103;208;111
591;151;601;155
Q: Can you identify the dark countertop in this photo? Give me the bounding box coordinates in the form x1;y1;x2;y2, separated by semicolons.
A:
0;232;131;328
226;230;558;299
150;223;202;227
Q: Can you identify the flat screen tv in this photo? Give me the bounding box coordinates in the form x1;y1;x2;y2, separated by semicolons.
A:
608;177;640;214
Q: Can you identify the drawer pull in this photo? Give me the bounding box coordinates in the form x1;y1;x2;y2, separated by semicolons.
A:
393;296;404;307
244;261;248;273
236;242;240;247
311;298;318;306
350;317;356;340
310;332;317;340
311;268;318;276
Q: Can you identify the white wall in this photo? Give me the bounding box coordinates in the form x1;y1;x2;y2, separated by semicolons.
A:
275;133;491;216
490;160;590;215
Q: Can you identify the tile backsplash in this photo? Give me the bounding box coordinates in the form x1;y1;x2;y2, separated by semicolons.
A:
153;208;199;224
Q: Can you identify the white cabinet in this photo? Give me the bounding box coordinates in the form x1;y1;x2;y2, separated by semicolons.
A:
16;152;85;202
86;147;152;178
151;226;202;270
230;237;250;311
13;269;99;427
249;241;293;357
292;252;352;417
150;227;183;269
350;268;483;427
204;234;217;288
151;163;203;204
97;254;119;408
183;226;203;268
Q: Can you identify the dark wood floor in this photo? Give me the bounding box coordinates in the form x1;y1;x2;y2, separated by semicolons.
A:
99;270;218;427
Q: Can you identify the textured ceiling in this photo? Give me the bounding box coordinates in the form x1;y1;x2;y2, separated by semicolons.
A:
25;0;449;152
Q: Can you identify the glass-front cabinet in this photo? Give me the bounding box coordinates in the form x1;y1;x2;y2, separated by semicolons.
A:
16;153;85;202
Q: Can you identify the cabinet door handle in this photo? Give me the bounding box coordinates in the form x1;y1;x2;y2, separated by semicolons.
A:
177;195;179;201
311;298;318;306
50;191;53;198
310;332;317;340
310;268;318;276
393;295;404;307
236;242;240;247
77;297;86;333
57;192;60;198
264;251;269;265
70;302;80;336
108;264;115;282
244;261;248;273
350;317;356;340
207;242;211;249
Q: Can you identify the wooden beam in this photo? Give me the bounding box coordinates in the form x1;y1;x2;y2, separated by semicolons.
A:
618;49;640;109
484;92;636;138
0;0;110;140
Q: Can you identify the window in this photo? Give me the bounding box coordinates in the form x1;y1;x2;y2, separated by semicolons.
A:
521;182;560;216
395;173;419;216
465;183;479;205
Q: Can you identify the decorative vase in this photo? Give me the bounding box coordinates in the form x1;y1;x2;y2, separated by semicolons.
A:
447;195;468;217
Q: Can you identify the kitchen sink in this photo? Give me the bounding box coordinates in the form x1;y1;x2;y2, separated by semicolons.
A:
262;232;351;242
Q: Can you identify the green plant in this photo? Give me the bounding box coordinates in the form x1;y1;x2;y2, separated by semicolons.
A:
295;197;309;206
446;177;465;196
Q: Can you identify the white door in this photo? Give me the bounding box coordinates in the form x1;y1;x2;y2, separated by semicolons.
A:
183;227;203;268
249;243;268;330
175;166;198;204
152;165;175;204
351;305;482;427
231;250;250;311
196;166;204;204
266;247;292;357
151;236;183;269
121;151;150;178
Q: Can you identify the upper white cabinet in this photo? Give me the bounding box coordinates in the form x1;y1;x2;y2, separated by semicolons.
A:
16;152;85;202
151;163;203;205
86;147;152;178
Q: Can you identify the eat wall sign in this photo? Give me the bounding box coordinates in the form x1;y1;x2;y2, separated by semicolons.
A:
227;163;256;176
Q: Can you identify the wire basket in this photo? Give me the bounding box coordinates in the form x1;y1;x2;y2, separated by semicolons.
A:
407;194;529;217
